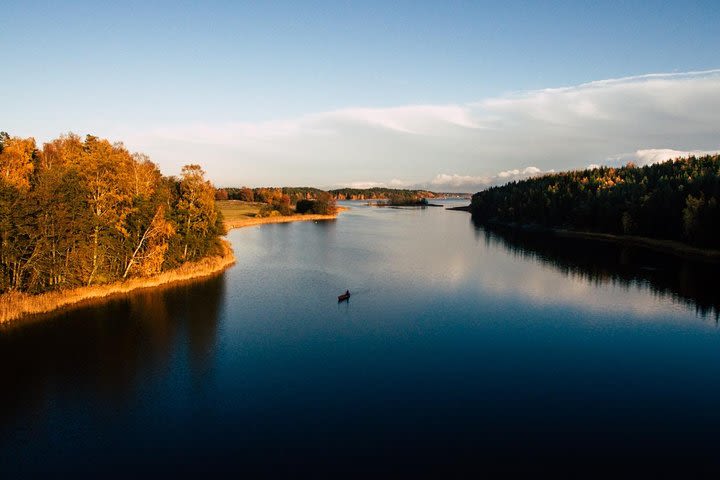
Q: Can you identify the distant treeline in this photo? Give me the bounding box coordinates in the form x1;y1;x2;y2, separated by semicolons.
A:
328;187;439;201
0;132;225;294
470;155;720;248
217;186;440;202
216;187;325;203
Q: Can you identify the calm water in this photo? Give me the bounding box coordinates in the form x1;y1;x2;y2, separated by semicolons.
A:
2;201;720;476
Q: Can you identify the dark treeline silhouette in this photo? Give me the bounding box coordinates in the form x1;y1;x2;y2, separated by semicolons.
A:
386;196;431;206
329;187;438;201
476;220;720;320
470;155;720;248
0;132;225;294
295;196;337;215
218;186;327;203
219;186;435;206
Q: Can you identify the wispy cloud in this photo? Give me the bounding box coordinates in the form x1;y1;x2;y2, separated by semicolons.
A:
337;166;551;193
124;69;720;189
600;148;720;169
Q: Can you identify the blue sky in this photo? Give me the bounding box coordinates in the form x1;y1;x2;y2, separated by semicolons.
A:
3;1;720;190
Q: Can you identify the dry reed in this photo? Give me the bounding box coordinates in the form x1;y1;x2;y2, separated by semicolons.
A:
0;241;235;324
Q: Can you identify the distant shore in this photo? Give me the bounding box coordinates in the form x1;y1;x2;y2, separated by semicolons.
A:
217;200;345;231
446;205;472;212
0;241;236;325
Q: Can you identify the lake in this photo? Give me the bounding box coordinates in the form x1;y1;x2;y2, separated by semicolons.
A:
2;201;720;476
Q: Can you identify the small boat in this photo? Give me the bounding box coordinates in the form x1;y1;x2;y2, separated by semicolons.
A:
338;291;351;302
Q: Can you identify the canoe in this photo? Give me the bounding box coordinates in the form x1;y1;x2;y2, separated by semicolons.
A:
338;292;351;302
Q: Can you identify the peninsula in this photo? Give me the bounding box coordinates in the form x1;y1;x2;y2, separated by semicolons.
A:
0;132;233;323
216;197;342;231
0;132;352;324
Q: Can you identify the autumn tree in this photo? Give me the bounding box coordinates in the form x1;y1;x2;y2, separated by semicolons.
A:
79;135;135;285
215;188;229;201
0;135;38;290
0;135;36;190
240;187;254;201
121;158;174;278
0;132;226;295
175;164;224;260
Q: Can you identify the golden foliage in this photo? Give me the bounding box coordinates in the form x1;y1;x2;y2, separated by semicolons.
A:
1;132;225;294
0;136;36;190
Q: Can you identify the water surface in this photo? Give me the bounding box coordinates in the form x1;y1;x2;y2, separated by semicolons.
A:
2;201;720;475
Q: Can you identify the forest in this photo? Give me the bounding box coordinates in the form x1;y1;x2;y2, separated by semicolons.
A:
0;132;226;295
470;154;720;248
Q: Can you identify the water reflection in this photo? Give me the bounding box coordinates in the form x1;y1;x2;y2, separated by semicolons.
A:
473;218;720;319
4;205;720;475
0;275;226;433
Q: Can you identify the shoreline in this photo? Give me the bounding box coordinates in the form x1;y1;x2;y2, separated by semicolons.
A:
1;208;347;325
446;205;471;212
0;240;236;325
223;208;345;231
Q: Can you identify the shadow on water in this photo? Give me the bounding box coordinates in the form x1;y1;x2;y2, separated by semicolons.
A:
472;217;720;320
0;274;226;433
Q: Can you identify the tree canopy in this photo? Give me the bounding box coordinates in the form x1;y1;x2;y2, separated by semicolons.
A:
0;133;225;294
470;155;720;248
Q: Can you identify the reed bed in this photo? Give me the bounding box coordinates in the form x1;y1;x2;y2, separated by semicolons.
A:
0;241;235;324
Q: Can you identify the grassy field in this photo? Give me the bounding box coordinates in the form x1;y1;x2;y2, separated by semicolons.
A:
216;200;343;230
216;200;265;223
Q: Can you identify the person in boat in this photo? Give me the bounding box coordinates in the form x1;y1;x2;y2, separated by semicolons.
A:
345;290;350;296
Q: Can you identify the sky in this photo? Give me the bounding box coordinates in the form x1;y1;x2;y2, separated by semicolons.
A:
2;0;720;191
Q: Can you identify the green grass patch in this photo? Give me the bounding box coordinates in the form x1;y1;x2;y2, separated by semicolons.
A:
216;200;264;223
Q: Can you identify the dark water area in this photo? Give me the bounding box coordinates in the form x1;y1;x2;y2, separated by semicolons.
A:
477;220;720;320
3;201;720;476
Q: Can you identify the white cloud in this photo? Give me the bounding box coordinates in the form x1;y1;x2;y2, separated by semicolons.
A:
344;181;387;189
122;69;720;188
336;166;552;193
426;167;550;191
497;166;542;178
430;173;492;188
633;148;720;166
388;178;412;188
597;148;720;169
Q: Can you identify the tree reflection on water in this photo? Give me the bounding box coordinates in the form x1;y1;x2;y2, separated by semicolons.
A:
473;218;720;320
0;274;226;430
